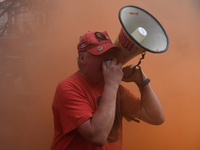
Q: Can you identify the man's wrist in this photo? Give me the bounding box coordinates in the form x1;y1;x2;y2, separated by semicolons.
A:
137;78;150;88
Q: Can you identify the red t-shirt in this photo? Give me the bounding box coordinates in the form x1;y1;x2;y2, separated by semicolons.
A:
51;71;140;150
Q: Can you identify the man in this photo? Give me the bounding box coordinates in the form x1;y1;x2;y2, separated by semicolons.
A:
51;31;165;150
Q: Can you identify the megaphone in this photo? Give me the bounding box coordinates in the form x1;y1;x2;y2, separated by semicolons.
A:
114;5;169;65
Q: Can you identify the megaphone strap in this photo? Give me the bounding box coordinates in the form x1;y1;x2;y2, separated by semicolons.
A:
136;52;146;66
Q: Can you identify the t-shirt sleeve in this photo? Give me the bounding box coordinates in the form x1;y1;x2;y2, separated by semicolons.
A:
56;88;93;135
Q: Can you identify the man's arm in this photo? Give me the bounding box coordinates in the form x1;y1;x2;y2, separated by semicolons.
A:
122;65;165;125
76;59;123;146
138;82;165;125
76;83;118;146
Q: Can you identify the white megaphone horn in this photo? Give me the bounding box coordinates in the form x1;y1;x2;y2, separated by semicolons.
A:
114;5;169;65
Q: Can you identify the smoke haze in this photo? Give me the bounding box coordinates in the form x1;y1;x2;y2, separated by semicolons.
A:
0;0;200;149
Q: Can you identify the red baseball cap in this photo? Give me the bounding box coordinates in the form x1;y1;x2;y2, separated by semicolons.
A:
77;31;120;55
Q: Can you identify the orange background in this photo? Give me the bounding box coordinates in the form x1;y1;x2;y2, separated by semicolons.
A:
1;0;200;150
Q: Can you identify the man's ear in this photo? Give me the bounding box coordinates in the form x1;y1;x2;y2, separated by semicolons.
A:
79;53;86;65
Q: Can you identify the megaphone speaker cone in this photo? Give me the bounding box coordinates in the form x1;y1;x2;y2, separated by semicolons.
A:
114;5;169;65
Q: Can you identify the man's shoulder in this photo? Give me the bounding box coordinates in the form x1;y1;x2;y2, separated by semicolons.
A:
58;71;80;88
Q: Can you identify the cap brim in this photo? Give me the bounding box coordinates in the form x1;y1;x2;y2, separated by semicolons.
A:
86;43;120;55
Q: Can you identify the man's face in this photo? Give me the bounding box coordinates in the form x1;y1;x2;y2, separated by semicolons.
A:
85;47;119;84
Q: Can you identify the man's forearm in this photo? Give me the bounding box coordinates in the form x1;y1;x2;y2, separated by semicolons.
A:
139;84;165;125
76;84;118;146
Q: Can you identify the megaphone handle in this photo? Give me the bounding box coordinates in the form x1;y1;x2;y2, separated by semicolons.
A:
123;52;146;79
136;52;146;66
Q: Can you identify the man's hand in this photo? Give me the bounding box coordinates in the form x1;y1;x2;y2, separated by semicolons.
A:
102;58;123;88
122;64;147;86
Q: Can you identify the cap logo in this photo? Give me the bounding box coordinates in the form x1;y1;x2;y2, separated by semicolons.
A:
95;32;108;41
